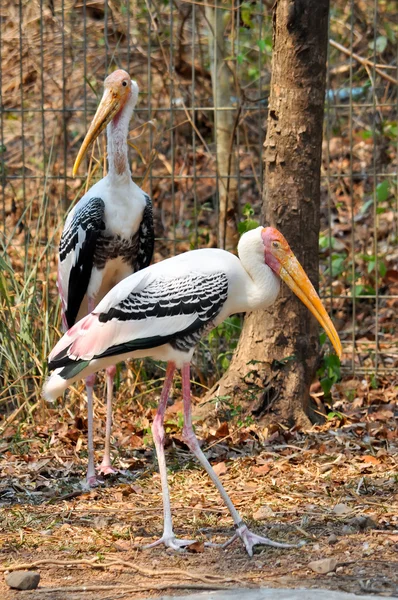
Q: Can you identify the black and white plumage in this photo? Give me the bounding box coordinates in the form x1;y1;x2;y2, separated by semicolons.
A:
57;69;154;485
45;226;342;555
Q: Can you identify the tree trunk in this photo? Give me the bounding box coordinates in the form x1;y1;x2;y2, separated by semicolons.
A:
202;0;330;427
205;1;239;251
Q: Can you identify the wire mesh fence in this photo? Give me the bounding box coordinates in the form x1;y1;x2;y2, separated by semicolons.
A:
0;0;397;403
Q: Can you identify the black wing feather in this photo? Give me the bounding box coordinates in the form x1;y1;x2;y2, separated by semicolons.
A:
135;194;154;271
59;197;106;328
51;272;229;378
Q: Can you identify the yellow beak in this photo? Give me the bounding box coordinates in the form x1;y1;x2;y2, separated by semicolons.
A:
279;254;342;359
73;88;121;177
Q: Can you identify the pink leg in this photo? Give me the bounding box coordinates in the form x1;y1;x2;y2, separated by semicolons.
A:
181;363;297;556
85;297;98;487
98;364;117;476
85;373;97;487
144;362;197;551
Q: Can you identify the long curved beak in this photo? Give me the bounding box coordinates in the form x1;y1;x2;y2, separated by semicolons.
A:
279;254;342;359
73;88;121;177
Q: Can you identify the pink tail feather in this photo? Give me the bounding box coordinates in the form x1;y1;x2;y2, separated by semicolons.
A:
49;313;99;362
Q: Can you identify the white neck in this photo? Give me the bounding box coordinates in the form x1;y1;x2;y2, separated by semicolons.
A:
236;228;280;311
107;84;138;180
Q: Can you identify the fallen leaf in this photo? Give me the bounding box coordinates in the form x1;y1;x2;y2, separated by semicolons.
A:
113;540;131;552
215;422;229;438
129;434;144;449
308;557;338;574
165;400;183;415
362;455;381;465
333;503;352;515
253;464;271;475
187;541;205;553
213;462;227;476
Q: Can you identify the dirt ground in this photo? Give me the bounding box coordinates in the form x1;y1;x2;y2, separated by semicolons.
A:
1;379;397;599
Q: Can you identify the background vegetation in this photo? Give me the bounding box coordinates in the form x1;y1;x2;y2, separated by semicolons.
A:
0;0;397;422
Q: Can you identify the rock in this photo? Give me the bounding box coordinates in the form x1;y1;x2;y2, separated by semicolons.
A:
5;571;40;590
342;525;354;535
308;557;338;574
253;505;275;520
328;534;338;545
348;515;377;530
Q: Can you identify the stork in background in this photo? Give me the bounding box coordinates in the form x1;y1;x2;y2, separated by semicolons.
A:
45;226;342;555
58;69;154;485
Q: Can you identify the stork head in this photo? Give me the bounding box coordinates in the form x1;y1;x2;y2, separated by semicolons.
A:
260;227;342;358
73;69;139;176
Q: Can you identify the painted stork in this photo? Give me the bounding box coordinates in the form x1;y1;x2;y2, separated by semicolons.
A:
59;69;154;485
45;226;341;555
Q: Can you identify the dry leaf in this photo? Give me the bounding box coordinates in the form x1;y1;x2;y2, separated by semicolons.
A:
187;541;205;553
333;503;352;515
213;462;227;476
129;434;144;449
362;455;381;465
253;464;271;475
215;422;229;438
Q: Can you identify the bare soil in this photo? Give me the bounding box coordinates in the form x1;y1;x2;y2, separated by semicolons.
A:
1;381;397;599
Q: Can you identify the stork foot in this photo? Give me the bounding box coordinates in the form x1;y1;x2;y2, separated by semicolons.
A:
97;463;118;476
83;475;100;489
143;534;197;552
224;523;299;557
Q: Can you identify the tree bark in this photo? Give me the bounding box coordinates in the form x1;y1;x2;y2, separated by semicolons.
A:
205;1;239;251
203;0;330;427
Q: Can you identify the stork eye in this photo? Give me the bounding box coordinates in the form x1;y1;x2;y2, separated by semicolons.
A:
272;241;280;249
122;80;127;87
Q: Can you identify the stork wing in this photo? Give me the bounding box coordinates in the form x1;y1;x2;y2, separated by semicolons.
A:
58;197;106;329
134;194;154;271
48;271;229;376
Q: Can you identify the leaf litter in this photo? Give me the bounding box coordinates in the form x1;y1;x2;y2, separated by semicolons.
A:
1;375;397;599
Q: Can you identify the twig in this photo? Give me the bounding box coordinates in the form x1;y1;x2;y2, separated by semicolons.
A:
330;39;398;85
1;557;241;584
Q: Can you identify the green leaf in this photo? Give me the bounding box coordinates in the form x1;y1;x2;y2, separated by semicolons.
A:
238;219;260;234
376;36;388;53
242;203;254;217
376;180;390;202
379;261;387;278
257;39;267;52
241;3;254;28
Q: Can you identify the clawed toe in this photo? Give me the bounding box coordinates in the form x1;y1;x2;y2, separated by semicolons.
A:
97;464;118;476
143;535;197;551
236;523;299;557
83;475;100;489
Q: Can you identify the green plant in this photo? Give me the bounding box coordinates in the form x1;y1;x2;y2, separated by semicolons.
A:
238;204;260;235
317;333;341;398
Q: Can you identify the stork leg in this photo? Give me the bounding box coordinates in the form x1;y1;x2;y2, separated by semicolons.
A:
85;296;99;487
181;363;296;557
98;364;118;476
85;374;98;487
144;362;197;551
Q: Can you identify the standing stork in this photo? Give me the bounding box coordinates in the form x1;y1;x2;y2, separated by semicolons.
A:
45;226;341;555
59;70;154;485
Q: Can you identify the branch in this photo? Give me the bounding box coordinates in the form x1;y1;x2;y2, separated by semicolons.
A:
1;557;242;585
330;39;398;86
